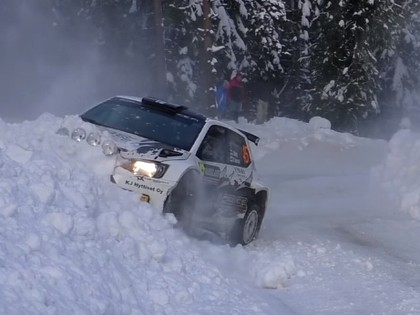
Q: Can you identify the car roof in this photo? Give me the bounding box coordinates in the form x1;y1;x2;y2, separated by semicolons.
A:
114;96;207;122
114;95;260;145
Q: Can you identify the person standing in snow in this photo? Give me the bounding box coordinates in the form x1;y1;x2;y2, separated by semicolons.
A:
253;75;270;124
215;80;229;119
227;73;245;123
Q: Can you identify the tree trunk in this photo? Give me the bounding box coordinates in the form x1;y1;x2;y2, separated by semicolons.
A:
152;0;167;96
200;0;214;111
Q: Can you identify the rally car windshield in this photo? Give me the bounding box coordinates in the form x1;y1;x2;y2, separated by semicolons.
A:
81;99;205;151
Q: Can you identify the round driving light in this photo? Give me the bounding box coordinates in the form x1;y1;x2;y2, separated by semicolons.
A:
102;140;118;156
87;132;101;146
71;128;86;142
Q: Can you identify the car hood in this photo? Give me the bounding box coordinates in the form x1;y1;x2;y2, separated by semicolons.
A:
101;127;190;161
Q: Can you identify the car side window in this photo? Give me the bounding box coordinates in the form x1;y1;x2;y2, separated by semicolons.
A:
227;130;251;167
197;126;227;163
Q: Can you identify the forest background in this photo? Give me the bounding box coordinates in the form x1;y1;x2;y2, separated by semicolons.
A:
1;0;420;137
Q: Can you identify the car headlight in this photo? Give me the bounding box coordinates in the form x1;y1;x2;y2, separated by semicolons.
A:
71;128;86;142
87;132;101;146
123;160;168;178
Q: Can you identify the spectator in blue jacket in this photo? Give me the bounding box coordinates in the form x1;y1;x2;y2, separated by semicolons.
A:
215;80;229;119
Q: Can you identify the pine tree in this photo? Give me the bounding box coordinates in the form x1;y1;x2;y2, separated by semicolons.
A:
164;0;290;114
164;0;252;109
301;1;389;131
293;0;320;118
243;0;289;118
163;0;204;105
209;0;248;81
398;1;420;118
376;0;420;124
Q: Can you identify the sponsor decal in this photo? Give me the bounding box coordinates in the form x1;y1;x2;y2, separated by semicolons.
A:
234;167;246;175
178;113;201;123
198;162;221;179
124;180;164;194
150;178;171;185
203;164;220;178
135;140;172;154
108;130;137;142
220;193;248;213
198;161;206;174
135;175;170;185
229;148;241;165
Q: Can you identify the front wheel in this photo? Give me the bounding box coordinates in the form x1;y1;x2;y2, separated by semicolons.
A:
163;171;200;231
229;204;262;246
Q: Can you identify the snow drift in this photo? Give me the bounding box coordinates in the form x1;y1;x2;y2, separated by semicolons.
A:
373;128;420;220
2;112;418;315
0;114;282;315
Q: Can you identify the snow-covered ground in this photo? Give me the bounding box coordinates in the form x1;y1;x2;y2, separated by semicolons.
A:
1;112;420;315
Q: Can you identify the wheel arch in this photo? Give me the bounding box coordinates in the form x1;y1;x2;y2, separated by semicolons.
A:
254;189;268;218
163;167;201;213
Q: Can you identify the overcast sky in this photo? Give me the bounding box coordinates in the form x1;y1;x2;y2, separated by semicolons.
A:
0;1;152;122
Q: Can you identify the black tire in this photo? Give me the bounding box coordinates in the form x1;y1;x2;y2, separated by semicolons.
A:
164;171;200;230
229;203;262;246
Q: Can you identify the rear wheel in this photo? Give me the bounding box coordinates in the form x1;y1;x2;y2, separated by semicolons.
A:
229;203;262;246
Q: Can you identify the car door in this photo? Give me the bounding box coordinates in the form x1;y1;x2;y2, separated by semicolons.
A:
196;125;254;216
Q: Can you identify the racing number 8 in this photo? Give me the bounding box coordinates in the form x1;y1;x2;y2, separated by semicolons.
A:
242;144;251;165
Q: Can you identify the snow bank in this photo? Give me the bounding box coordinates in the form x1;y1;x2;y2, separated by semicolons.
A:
373;129;420;220
234;116;387;177
197;241;297;290
0;114;281;315
0;111;397;315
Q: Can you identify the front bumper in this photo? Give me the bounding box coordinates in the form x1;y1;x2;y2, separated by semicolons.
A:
111;166;176;211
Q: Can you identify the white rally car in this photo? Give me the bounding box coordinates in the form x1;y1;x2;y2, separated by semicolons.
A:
61;96;268;245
